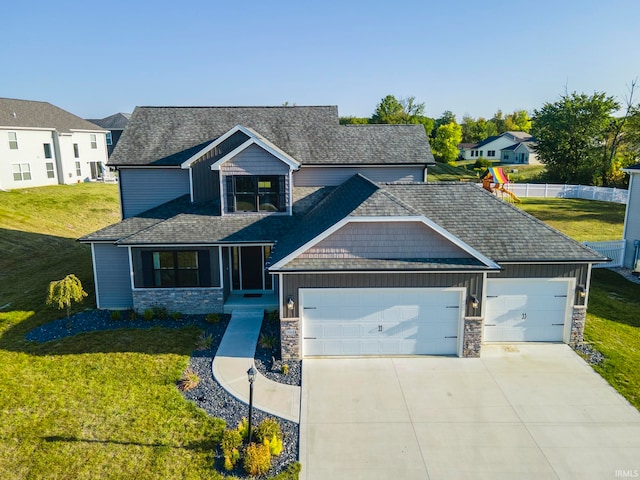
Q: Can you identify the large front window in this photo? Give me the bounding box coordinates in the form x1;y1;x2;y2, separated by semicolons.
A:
153;251;199;287
228;175;285;212
134;249;217;288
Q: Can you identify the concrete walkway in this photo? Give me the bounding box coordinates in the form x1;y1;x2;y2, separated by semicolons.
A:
212;309;301;423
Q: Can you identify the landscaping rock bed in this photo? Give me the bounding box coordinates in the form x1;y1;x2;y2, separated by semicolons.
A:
25;309;300;478
573;342;605;366
254;312;302;386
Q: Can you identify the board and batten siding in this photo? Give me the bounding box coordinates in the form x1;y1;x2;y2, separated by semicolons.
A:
293;166;424;187
623;172;640;268
281;272;483;318
92;243;133;309
488;263;589;306
119;168;190;218
299;221;472;259
191;130;250;203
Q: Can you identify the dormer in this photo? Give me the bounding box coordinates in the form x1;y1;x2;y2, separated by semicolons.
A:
181;125;300;215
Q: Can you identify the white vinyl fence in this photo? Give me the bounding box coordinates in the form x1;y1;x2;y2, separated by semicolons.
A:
509;184;628;204
583;240;626;268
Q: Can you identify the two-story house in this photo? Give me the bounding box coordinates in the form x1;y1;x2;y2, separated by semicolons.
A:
81;106;604;360
460;131;539;164
86;113;130;157
0;98;109;189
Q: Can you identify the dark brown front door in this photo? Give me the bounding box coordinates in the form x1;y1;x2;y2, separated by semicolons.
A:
240;246;264;290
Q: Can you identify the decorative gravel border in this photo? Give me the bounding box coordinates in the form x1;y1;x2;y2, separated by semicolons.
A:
24;309;301;478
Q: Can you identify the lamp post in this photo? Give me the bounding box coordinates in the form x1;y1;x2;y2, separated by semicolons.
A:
247;365;256;444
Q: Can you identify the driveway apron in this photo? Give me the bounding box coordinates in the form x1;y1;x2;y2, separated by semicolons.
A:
299;344;640;480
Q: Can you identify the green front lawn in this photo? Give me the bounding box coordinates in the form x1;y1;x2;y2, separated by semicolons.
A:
0;184;226;479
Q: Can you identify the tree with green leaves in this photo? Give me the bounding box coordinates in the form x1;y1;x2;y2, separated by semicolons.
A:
431;122;462;164
46;274;88;326
339;116;369;125
532;92;620;185
370;95;435;135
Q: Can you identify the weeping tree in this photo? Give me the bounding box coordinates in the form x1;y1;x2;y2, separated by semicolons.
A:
46;274;88;326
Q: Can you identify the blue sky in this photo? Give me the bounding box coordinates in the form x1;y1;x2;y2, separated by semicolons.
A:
3;0;639;120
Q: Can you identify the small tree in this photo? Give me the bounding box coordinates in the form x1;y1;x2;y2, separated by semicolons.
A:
46;274;88;326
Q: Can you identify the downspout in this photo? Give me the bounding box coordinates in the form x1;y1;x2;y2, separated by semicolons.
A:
633;240;640;275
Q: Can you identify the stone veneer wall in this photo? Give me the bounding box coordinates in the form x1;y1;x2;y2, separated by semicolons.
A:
133;288;224;315
462;317;483;358
280;317;300;359
570;305;587;344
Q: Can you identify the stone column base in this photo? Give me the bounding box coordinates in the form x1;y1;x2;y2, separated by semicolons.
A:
570;305;587;344
463;317;483;358
281;317;300;359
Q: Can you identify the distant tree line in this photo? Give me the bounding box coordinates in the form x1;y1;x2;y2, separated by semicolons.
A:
340;89;640;186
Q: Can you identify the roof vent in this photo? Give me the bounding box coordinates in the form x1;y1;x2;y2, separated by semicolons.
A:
11;112;17;118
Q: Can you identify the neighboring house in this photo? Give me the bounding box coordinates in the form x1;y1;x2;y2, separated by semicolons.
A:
80;106;605;360
0;98;109;189
622;164;640;270
459;131;539;164
86;113;130;157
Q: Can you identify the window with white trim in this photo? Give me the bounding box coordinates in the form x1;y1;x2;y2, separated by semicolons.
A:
226;175;286;213
75;161;82;176
90;134;97;149
12;163;31;181
487;150;495;157
46;162;55;178
43;143;52;158
73;143;79;158
8;132;18;149
105;132;112;145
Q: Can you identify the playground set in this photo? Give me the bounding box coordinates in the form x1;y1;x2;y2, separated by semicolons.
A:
481;167;521;203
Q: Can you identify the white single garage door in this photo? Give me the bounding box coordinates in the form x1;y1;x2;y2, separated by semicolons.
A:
484;278;572;342
301;288;463;356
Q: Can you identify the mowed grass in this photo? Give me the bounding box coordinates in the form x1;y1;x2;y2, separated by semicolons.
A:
518;198;639;411
517;197;625;241
0;184;227;479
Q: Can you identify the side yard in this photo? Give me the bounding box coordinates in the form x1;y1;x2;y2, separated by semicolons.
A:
518;197;640;410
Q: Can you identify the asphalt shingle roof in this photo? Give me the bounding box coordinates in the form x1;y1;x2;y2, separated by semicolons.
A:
0;98;106;133
86;112;130;130
109;106;434;167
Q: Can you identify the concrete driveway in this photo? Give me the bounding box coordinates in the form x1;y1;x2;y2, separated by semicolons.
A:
299;344;640;480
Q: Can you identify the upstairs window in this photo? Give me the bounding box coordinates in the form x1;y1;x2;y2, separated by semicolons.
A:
73;143;79;158
226;175;286;213
90;134;97;149
43;143;52;158
8;132;18;149
105;132;113;145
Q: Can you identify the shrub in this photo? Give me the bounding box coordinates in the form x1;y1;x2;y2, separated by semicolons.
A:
281;364;289;375
258;334;277;350
177;368;200;391
267;309;279;323
143;309;154;321
243;442;271;476
237;417;249;442
221;429;242;471
152;305;168;319
126;308;138;320
196;332;213;350
206;313;221;324
473;157;493;169
255;418;282;443
110;310;121;321
263;433;283;456
171;311;182;321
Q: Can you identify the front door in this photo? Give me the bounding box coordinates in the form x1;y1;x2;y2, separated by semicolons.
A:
231;246;272;291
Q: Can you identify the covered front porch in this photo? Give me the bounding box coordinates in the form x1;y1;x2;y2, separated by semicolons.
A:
223;292;278;314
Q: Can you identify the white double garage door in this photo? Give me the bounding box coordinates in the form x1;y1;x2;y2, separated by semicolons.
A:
300;279;573;357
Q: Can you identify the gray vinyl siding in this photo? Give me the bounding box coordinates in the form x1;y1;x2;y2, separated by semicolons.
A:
119;168;190;218
281;272;482;318
624;174;640;268
300;222;471;259
488;263;589;306
293;166;424;187
191;130;249;203
93;243;133;309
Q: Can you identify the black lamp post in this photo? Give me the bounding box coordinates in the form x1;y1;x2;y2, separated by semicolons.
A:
247;365;256;444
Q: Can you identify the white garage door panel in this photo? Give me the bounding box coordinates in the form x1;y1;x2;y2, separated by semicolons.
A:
302;288;461;356
484;279;570;342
